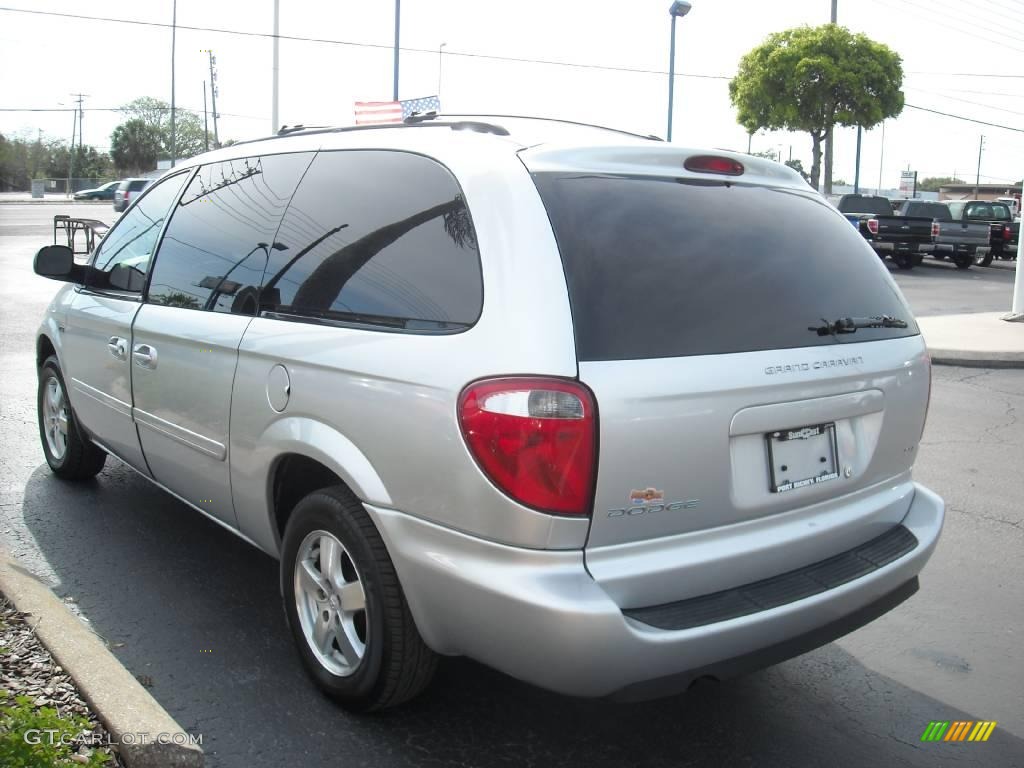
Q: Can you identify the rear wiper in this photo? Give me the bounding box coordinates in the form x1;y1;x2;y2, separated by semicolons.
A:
808;315;908;336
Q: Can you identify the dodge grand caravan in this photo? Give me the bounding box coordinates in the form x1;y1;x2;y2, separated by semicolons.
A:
33;115;944;711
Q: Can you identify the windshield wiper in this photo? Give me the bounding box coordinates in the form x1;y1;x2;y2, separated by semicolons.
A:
808;315;908;336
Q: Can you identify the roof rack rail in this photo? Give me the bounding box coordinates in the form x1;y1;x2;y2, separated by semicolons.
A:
230;118;510;148
439;114;663;142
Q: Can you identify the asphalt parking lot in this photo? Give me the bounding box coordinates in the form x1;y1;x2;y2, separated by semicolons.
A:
1;203;1022;767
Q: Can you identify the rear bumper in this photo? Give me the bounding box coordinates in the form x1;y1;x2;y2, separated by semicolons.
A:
367;482;944;699
873;241;932;253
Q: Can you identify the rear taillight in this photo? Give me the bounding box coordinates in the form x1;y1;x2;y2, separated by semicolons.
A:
931;222;940;238
867;218;879;236
458;377;596;516
1004;225;1012;240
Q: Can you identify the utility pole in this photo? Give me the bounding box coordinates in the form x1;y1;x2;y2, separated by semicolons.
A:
67;109;76;197
208;51;220;148
203;81;210;151
170;0;177;168
272;0;280;134
853;125;862;193
823;0;838;194
877;121;886;195
69;93;87;192
974;135;985;198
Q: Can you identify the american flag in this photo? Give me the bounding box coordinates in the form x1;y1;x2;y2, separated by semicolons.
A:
354;96;441;125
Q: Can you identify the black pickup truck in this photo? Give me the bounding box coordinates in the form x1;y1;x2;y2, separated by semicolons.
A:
833;194;933;269
946;200;1019;266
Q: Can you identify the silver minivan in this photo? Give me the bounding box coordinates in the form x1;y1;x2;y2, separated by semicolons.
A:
33;116;944;711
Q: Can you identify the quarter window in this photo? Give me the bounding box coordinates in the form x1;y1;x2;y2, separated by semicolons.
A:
147;153;313;313
260;150;483;331
89;171;189;293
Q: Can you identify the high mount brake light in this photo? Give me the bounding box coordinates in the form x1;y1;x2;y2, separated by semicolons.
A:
458;378;596;516
684;155;745;176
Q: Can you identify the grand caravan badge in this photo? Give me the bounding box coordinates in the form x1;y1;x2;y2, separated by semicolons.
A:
607;487;700;518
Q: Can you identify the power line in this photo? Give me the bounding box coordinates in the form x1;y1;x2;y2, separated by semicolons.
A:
904;103;1024;132
906;71;1024;78
906;87;1024;118
922;0;1024;44
0;106;263;120
878;0;1024;54
0;5;730;80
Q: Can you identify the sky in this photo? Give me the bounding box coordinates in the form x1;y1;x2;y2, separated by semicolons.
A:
1;0;1022;190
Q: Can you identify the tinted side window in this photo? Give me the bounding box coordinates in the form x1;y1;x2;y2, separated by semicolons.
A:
532;174;918;361
147;153;313;313
261;150;482;331
129;180;149;191
90;171;190;293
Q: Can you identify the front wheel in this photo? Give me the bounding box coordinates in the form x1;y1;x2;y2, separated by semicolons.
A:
37;356;106;480
977;249;994;267
281;485;437;711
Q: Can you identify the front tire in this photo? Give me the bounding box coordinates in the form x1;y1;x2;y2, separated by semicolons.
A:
977;249;994;267
37;356;106;481
281;485;437;711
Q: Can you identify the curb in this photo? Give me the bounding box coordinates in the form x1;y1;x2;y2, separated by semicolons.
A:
928;351;1024;369
0;551;204;768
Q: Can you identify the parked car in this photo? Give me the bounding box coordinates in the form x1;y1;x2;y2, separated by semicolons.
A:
72;181;119;201
994;196;1020;220
112;178;152;212
891;200;988;269
946;200;1019;266
832;194;933;269
32;117;944;711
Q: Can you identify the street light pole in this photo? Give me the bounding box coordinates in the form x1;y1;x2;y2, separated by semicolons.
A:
666;1;692;143
438;42;447;103
392;0;401;102
272;0;280;134
170;0;177;168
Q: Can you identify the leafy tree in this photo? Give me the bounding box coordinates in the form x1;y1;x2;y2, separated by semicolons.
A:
785;158;810;182
110;119;161;175
918;176;964;192
119;96;210;160
729;24;904;193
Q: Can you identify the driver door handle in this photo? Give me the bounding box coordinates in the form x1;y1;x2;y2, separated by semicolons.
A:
107;336;128;360
132;343;158;370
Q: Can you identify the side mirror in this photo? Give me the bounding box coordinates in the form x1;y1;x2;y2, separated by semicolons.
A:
34;245;76;281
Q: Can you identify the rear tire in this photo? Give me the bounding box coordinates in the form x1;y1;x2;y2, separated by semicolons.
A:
894;252;914;270
280;485;437;711
953;254;972;270
37;356;106;481
978;249;994;267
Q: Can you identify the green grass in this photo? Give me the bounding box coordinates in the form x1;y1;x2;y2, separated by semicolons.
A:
0;690;110;767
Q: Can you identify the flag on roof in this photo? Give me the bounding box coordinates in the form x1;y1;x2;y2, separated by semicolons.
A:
354;96;441;125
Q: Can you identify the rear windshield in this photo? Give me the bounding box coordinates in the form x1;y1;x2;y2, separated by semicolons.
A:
128;180;149;191
532;174;918;361
837;195;892;216
966;202;1011;222
904;202;951;220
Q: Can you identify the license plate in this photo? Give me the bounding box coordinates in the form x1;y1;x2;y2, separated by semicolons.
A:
766;423;839;493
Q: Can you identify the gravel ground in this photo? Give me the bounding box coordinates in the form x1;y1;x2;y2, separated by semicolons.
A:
0;598;123;766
